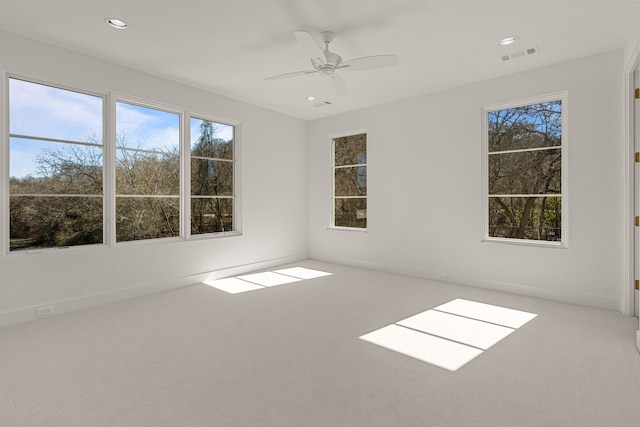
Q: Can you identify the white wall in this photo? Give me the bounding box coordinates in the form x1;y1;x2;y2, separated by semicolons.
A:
625;31;640;71
0;31;309;325
308;51;625;311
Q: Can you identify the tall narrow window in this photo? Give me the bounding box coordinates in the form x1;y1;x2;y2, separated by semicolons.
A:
190;118;235;234
484;94;566;244
332;133;367;229
8;78;104;251
115;101;180;242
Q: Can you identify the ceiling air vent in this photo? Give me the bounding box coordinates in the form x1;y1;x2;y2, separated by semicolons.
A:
500;45;539;62
313;101;332;108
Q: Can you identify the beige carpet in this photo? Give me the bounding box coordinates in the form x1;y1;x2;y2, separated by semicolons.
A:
1;260;639;426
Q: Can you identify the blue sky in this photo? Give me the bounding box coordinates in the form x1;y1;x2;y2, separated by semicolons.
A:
116;102;179;152
9;78;102;142
9;79;233;179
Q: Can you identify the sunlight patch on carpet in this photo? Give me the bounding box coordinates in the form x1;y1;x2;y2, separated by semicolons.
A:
274;267;333;280
237;272;303;287
433;298;537;329
204;277;265;294
205;267;333;294
397;309;515;350
360;299;537;371
360;324;483;371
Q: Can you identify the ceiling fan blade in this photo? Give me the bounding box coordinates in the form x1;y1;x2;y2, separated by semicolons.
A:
265;69;317;80
294;30;325;64
323;73;348;96
338;54;398;71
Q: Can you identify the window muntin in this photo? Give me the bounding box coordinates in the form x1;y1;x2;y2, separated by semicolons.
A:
485;97;564;244
115;101;181;242
333;133;367;229
5;75;241;253
8;78;104;251
190;118;235;235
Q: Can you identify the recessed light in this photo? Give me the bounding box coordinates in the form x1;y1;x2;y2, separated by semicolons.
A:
306;96;316;101
105;18;129;30
499;36;518;46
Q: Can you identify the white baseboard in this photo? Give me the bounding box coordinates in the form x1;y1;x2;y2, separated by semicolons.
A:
0;255;305;328
313;254;622;312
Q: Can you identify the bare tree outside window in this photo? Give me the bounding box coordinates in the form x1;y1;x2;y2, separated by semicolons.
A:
115;102;181;242
8;78;104;251
8;77;240;252
487;99;563;242
333;133;367;229
190;118;235;235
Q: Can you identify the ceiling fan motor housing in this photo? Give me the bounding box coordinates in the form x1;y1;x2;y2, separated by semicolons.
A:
318;66;335;76
319;49;342;76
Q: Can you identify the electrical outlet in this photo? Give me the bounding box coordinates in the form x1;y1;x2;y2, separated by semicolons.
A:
436;274;447;281
36;305;55;318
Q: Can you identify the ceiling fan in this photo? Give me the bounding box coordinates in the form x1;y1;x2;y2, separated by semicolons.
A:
265;30;398;96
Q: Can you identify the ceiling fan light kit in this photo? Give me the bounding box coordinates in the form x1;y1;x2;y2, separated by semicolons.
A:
265;30;398;96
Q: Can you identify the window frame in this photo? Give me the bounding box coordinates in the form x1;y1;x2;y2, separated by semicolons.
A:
3;72;108;254
329;129;368;231
481;91;569;248
186;112;241;239
112;95;184;246
1;70;242;255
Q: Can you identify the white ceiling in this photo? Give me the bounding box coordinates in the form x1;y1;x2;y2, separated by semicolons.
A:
1;0;639;121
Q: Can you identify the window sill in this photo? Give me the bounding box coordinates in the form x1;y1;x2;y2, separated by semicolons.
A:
6;243;107;257
189;231;242;240
328;226;368;233
482;236;567;249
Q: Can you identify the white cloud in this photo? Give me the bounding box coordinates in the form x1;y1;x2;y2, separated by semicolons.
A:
145;126;181;153
116;103;180;152
10;79;103;142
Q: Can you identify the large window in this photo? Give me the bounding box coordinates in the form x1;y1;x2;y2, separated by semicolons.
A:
190;118;235;234
115;101;181;242
8;78;104;251
332;133;367;229
483;93;566;245
5;75;240;253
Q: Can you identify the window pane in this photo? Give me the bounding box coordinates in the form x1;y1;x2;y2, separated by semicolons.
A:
335;198;367;228
488;196;561;241
191;159;233;196
116;150;180;195
116;197;180;242
10;138;103;194
190;118;233;160
116;102;180;152
335;166;367;196
8;78;105;252
191;198;233;235
488;101;562;152
334;133;366;166
9;78;103;143
489;149;560;195
190;117;235;235
10;196;103;251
